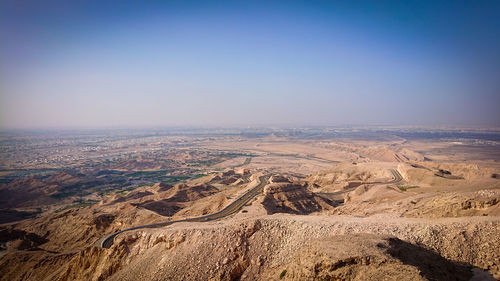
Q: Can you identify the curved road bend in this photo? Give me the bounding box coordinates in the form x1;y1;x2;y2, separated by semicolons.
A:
317;169;403;203
97;175;270;249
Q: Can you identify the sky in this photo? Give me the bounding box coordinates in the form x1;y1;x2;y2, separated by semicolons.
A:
1;0;499;129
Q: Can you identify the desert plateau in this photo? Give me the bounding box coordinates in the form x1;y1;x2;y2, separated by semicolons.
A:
0;128;499;281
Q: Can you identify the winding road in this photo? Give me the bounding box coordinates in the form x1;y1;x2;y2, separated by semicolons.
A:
97;169;402;248
316;169;403;203
96;175;269;248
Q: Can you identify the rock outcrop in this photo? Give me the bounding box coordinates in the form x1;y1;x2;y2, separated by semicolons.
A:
262;178;336;214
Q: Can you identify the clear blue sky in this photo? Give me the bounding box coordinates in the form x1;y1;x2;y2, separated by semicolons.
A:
1;0;499;129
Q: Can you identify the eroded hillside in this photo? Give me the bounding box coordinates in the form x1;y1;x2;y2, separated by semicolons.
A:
1;131;499;281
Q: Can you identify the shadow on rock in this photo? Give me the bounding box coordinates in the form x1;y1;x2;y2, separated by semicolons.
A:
384;238;472;281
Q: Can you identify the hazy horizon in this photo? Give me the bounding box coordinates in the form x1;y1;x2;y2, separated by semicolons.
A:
2;0;500;129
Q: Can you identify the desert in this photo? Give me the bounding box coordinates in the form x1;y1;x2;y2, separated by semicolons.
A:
0;128;499;280
2;1;500;280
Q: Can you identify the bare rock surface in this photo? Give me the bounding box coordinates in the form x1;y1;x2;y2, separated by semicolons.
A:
4;214;497;281
262;180;336;215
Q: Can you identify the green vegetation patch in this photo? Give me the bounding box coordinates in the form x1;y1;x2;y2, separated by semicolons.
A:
280;269;287;279
54;199;99;213
398;185;419;192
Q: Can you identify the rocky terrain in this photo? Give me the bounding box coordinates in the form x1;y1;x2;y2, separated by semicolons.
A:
1;165;499;281
262;175;336;214
3;214;498;281
0;172;81;208
1;132;499;281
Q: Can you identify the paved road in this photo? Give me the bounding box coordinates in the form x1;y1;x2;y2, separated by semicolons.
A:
97;175;269;249
316;169;403;203
387;169;403;184
233;157;252;168
97;170;402;248
267;152;339;164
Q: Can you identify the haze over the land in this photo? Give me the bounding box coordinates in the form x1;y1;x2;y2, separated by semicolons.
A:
1;0;500;129
1;127;499;280
2;1;500;280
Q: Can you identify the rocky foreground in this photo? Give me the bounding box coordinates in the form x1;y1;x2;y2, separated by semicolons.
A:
1;163;499;281
2;213;498;281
